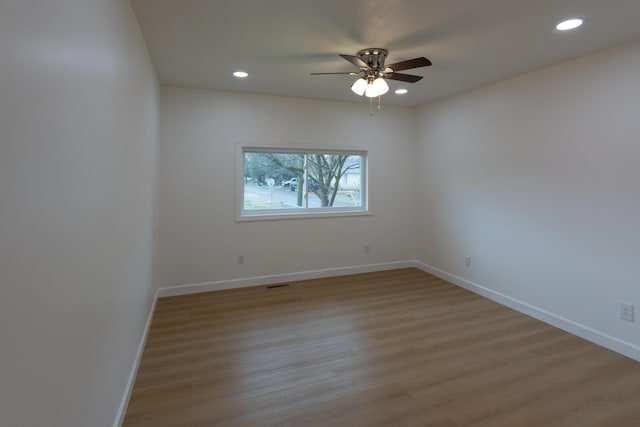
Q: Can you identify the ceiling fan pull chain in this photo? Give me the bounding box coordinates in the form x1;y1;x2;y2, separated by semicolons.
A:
378;95;382;110
369;97;373;116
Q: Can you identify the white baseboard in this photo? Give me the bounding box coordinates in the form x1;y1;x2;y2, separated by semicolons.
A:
113;290;159;427
157;260;415;298
413;260;640;362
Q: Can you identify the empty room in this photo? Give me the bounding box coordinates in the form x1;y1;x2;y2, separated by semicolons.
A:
1;0;639;426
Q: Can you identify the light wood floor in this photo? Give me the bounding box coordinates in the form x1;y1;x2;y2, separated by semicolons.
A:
123;268;640;426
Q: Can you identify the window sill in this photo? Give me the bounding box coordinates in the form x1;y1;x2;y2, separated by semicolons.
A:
236;209;372;222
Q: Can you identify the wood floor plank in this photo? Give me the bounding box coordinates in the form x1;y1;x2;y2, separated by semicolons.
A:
123;268;640;426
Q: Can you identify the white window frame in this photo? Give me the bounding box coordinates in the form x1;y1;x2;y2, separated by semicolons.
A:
236;145;370;221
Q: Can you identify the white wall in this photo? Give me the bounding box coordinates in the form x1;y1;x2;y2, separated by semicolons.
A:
415;40;640;351
0;1;158;426
155;87;416;288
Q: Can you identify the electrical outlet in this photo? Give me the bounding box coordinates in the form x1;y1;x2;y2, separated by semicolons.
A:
619;301;634;322
465;256;471;267
237;255;245;265
364;244;371;254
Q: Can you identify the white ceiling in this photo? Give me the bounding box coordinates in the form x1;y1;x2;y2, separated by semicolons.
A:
130;0;640;106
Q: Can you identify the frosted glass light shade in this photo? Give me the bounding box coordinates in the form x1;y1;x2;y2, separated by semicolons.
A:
365;78;389;98
351;78;368;96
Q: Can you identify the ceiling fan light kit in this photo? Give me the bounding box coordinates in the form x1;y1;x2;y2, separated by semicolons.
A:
350;77;368;96
351;75;390;98
311;48;432;109
364;77;389;98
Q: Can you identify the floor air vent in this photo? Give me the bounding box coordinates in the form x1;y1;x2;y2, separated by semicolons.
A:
265;283;291;289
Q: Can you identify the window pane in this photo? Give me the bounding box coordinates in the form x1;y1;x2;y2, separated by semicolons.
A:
239;148;367;220
307;154;362;208
335;155;362;207
243;152;304;211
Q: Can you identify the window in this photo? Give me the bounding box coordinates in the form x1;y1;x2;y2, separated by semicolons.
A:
237;146;369;220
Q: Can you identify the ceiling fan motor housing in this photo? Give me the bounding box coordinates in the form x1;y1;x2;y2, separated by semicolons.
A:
357;48;388;73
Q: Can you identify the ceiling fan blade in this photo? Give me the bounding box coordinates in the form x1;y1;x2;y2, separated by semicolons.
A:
339;54;368;69
310;72;360;75
385;57;432;72
385;73;423;83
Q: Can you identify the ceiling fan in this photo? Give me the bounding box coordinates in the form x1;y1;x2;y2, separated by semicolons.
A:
311;48;432;98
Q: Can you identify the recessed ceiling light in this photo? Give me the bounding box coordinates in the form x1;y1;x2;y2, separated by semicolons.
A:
556;18;584;31
233;71;248;78
395;89;408;95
